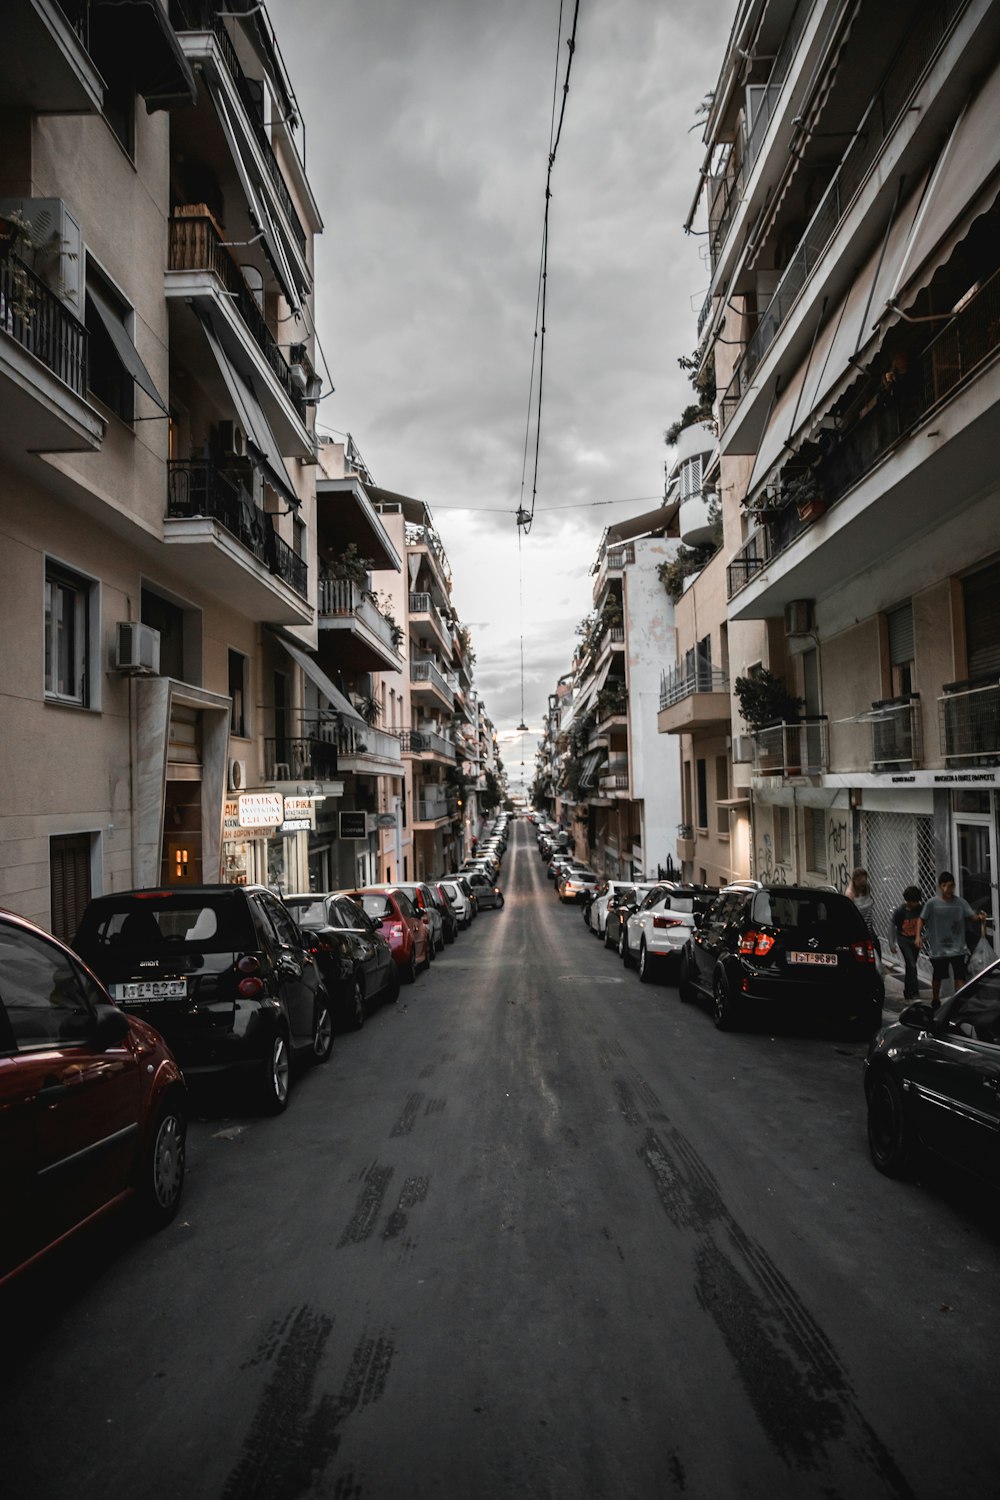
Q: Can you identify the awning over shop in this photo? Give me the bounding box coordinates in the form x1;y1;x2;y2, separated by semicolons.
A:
91;0;197;111
282;641;368;732
86;282;167;410
197;307;299;509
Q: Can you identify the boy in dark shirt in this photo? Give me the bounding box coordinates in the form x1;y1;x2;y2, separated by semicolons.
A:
889;885;923;1000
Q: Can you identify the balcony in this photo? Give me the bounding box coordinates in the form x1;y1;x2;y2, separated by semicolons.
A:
598;765;630;796
939;681;1000;767
399;728;457;762
751;718;829;778
165;460;309;624
410;657;455;710
414;796;456;828
318;577;403;672
658;664;731;735
264;736;339;783
0;248;103;456
408;590;452;654
312;722;402;779
596;683;628;729
405;522;452;592
870;696;922;772
676;825;696;863
591;541;634;606
5;0;103;113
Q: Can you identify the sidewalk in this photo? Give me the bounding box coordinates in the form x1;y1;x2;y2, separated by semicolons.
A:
880;952;912;1014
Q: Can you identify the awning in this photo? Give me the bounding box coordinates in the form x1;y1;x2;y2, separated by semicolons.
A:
91;0;197;112
86;283;167;410
282;641;368;732
578;749;605;790
605;502;679;546
208;82;301;312
197;307;299;508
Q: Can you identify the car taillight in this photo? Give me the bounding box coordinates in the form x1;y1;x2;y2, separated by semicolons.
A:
652;916;685;929
238;976;264;997
739;930;776;957
390;922;404;937
852;940;876;963
237;955;260;974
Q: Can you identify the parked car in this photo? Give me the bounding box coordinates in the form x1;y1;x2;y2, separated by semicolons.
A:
623;884;717;981
558;868;600;904
343;887;431;983
1;909;187;1287
284;892;399;1029
679;884;882;1038
463;871;505;909
395;882;446;953
438;879;473;929
431;882;462;941
547;853;581;882
864;959;1000;1183
589;881;637;938
441;873;478;922
74;885;333;1113
605;885;657;952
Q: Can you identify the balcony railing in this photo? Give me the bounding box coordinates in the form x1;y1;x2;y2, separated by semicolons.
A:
410;657;454;702
751;718;829;777
870;695;922;771
0;249;88;395
318;576;401;654
598;772;629;793
398;727;455;759
264;737;338;782
416;797;455;823
408;590;451;642
721;0;968;429
170;2;307;253
404;522;452;585
168;214;306;421
939;680;1000;766
659;662;729;710
729;261;1000;599
303;721;401;770
167;460;307;598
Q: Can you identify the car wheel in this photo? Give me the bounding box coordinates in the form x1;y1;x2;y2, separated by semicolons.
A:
137;1096;186;1230
436;932;445;953
496;892;505;908
258;1028;291;1113
345;978;365;1033
402;949;418;985
678;953;697;1003
712;972;739;1031
604;923;615;949
638;939;656;984
867;1074;912;1177
420;941;432;973
620;928;632;967
444;925;455;945
313;993;336;1056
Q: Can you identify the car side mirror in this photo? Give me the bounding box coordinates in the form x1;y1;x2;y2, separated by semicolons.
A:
692;912;703;929
898;1001;936;1029
372;916;383;928
93;1003;130;1049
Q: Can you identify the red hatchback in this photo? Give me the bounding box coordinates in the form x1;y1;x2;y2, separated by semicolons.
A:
343;887;431;984
0;909;187;1288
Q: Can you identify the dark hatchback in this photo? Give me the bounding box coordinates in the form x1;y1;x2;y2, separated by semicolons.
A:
865;959;1000;1185
73;885;333;1113
284;892;399;1030
679;884;882;1039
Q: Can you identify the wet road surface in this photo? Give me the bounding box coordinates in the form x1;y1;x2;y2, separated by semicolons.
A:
5;820;1000;1498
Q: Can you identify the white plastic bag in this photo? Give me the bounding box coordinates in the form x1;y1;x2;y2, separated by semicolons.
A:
968;935;997;978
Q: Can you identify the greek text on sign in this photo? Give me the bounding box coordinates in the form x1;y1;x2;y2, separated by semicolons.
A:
239;793;284;828
282;796;316;829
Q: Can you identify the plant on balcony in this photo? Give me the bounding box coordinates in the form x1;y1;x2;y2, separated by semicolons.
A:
655;494;723;603
664;343;716;444
355;694;382;727
597;680;627;720
575;611;603;659
455;623;476;665
734;667;803;728
780;470;827;523
329;541;373;588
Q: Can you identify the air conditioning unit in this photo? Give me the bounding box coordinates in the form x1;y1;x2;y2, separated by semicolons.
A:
732;735;754;764
218;420;248;458
784;599;815;636
228;758;248;792
0;197;83;311
115;621;160;675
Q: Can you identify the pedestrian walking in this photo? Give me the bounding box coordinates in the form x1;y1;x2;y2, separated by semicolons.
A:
915;870;987;1006
845;867;879;952
889;885;923;1000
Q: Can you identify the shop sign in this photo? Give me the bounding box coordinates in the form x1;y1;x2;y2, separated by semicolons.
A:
377;812;397;828
223;799;241;837
282;796;317;831
817;769;1000;790
339;811;369;839
239;792;284;828
281;819;312;834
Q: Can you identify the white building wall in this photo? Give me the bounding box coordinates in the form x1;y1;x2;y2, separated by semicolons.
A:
624;537;683;878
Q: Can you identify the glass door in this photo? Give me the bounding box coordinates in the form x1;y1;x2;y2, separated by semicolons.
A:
953;815;997;942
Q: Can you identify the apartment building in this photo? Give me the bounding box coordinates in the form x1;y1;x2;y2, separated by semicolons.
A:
0;0;329;934
690;0;1000;938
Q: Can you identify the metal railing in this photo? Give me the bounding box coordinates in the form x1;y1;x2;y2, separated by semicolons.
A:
404;522;452;585
752;718;829;776
938;681;1000;766
323;722;401;769
410;657;454;701
721;0;967;429
659;662;729;710
170;2;307;253
408;590;451;642
398;726;456;759
168;214;306;421
0;250;88;396
870;695;922;770
166;460;307;598
318;577;400;654
598;772;629;792
264;737;338;781
416;797;454;823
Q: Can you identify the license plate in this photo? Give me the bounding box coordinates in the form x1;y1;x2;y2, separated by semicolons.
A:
113;979;187;1001
788;952;837;966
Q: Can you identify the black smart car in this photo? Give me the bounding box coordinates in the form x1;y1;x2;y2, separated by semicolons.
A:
865;959;1000;1185
679;883;882;1039
73;885;333;1113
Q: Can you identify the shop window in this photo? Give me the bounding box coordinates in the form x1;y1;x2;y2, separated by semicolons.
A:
44;560;95;707
229;649;248;738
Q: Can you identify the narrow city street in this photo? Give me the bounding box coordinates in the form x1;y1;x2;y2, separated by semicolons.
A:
5;820;1000;1500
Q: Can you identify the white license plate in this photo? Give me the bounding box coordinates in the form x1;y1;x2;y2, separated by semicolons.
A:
788;952;838;966
113;979;188;1001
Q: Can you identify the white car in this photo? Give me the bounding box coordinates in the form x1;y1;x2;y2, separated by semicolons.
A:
438;878;474;929
589;880;639;937
623;884;719;982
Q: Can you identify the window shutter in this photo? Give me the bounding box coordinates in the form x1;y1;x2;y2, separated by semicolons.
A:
886;603;914;665
50;834;92;941
964;562;1000;679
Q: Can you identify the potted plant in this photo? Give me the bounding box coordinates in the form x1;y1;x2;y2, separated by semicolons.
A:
781;471;827;524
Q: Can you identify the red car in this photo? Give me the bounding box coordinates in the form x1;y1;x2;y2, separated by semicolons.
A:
0;909;186;1288
342;887;431;984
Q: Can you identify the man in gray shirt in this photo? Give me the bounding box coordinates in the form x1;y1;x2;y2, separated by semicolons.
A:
915;870;986;1005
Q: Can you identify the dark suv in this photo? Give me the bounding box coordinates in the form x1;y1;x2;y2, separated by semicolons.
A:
73;885;333;1112
679;884;882;1039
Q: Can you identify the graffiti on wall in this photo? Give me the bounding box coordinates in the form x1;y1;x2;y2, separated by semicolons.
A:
828;814;851;894
756;831;789;886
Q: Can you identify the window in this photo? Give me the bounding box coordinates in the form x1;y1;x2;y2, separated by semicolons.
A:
886;602;915;696
774;806;791;866
715;756;729;835
50;833;92;942
804;808;827;875
696;759;708;830
0;924;98;1049
44;561;94;706
962;560;1000;679
142;586;196;682
85;262;134;420
228;649;248;738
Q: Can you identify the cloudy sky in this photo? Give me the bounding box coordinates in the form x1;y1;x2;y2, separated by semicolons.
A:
270;0;735;777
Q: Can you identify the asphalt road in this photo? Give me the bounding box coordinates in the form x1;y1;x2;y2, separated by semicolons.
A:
5;821;1000;1500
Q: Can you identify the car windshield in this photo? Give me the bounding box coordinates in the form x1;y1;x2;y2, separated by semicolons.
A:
356;894;393;920
751;890;863;933
284;898;328;928
74;896;257;955
947;964;1000;1041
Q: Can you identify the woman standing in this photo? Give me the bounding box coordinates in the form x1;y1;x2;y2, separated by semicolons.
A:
845;867;879;953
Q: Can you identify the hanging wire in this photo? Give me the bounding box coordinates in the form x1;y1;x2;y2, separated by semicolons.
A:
516;522;529;730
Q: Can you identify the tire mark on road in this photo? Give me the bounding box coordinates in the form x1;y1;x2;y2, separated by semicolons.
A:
389;1092;424;1137
424;1097;447;1115
613;1080;642;1127
338;1162;394;1247
383;1175;430;1240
